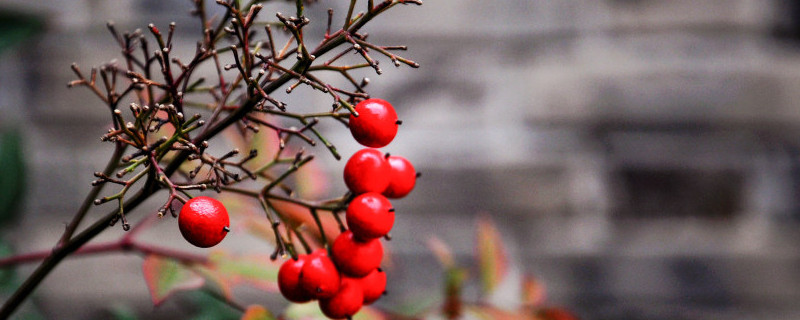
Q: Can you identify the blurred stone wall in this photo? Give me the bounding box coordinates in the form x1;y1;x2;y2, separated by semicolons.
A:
2;0;800;319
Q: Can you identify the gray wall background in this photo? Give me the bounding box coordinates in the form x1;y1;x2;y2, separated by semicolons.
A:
2;0;800;319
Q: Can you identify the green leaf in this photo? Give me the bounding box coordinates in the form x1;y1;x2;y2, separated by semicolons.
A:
108;304;139;320
283;303;326;320
193;250;281;301
207;251;280;291
475;216;508;295
188;291;240;320
352;306;389;320
142;255;205;306
192;262;235;300
241;304;276;320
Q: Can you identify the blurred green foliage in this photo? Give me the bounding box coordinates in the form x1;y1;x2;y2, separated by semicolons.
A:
0;129;25;224
0;9;43;54
0;7;37;225
0;241;44;320
188;291;241;320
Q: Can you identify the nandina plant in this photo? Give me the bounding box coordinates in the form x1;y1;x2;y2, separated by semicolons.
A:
0;0;422;318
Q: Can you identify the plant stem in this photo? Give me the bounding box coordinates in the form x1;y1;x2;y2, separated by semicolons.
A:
0;237;206;267
309;208;328;248
57;144;127;246
0;184;155;319
0;2;413;317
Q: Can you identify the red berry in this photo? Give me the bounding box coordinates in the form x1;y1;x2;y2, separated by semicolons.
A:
383;155;416;199
178;196;230;248
319;277;364;319
343;148;391;195
346;192;394;240
349;98;399;148
300;249;341;299
331;230;383;277
359;268;387;305
278;255;314;303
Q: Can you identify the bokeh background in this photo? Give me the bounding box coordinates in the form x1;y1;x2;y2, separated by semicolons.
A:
2;0;800;319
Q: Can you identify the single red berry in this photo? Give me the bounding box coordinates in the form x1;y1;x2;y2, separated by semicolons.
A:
346;192;394;240
278;255;314;303
300;249;341;299
178;196;230;248
359;268;387;305
331;230;384;277
319;277;364;319
343;148;391;195
383;155;417;199
349;98;399;148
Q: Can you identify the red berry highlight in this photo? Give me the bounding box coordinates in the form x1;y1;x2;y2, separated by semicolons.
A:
383;155;417;199
343;148;391;195
300;249;341;299
319;277;364;319
178;196;230;248
331;230;384;277
278;255;314;303
346;192;394;240
359;268;387;305
349;98;399;148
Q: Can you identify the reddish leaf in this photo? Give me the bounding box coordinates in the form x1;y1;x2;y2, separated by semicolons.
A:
443;267;468;319
217;194;276;244
271;200;341;246
292;158;329;198
241;304;276;320
222;193;340;248
192;261;234;300
426;236;454;268
521;274;547;309
476;216;508;295
538;307;580;320
242;215;277;243
142;255;205;306
223;116;280;171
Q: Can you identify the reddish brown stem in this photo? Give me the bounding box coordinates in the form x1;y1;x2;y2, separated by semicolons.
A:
0;238;206;268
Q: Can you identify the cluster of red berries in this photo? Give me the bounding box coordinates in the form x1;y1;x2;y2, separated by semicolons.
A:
276;247;386;318
278;98;417;319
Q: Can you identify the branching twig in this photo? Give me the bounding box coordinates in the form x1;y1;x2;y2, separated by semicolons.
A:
0;0;422;318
